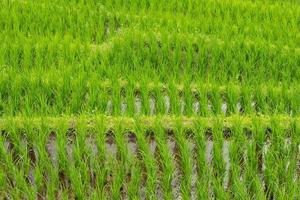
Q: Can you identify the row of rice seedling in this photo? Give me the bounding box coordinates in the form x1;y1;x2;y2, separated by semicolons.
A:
0;1;120;44
1;30;298;85
101;0;299;17
1;76;299;116
100;0;299;47
1;0;298;47
26;0;300;6
1;116;299;199
0;115;297;130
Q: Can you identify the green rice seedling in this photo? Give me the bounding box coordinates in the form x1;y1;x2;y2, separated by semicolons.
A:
111;82;122;116
125;83;136;116
210;86;223;115
285;85;300;116
263;118;291;198
183;85;194;116
266;87;283;115
174;120;192;199
43;131;60;200
225;84;240;115
240;86;254;115
21;41;34;70
244;149;266;199
69;121;92;199
253;87;268;115
252;118;267;175
211;119;230;199
53;75;73;115
0;41;6;67
0;166;6;198
193;119;211;199
0;127;14;197
229;118;250;199
9;124;32;179
109;122;132;199
29;122;54;198
23;121;47;195
98;84;111;115
280;119;300;197
55;121;73;197
7;76;25;116
169;83;181;116
154;121;174;199
85;78;101;114
0;120;36;199
91;118;108;199
127;160;142;199
243;118;266;199
292;119;300;198
211;178;230;200
281;85;292;116
134;120;157;199
153;84;167;116
108;159;126;200
68;164;85;199
0;136;21;198
94;14;107;44
198;85;210;117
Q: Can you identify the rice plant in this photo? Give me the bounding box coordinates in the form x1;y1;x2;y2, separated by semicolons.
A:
0;0;299;198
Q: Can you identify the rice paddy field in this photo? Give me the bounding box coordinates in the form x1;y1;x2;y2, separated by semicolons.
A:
0;0;300;199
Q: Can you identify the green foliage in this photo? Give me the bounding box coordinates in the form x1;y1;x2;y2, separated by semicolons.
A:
0;0;299;198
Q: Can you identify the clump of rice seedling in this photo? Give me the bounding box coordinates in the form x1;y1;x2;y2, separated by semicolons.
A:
169;83;181;116
183;85;195;116
125;83;136;116
243;118;266;199
92;118;108;199
198;85;210;117
240;85;253;115
225;84;240;115
229;118;249;199
153;84;167;116
154;121;174;199
127;159;142;199
174;120;193;199
211;119;230;199
134;120;158;199
193;119;211;199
